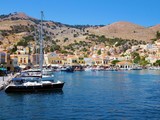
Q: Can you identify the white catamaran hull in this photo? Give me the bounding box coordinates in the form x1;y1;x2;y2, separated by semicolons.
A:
5;81;64;93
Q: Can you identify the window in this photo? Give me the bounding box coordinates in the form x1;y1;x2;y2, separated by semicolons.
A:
24;58;26;63
20;58;22;63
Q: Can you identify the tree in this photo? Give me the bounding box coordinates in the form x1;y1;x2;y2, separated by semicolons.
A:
139;57;149;66
50;45;61;52
10;45;17;53
64;38;68;42
97;49;101;55
17;38;29;47
73;34;78;37
156;31;160;39
153;60;160;66
131;52;140;64
82;48;87;52
111;60;120;65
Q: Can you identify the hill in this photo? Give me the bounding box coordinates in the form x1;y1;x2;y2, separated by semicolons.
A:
0;12;159;54
88;21;160;41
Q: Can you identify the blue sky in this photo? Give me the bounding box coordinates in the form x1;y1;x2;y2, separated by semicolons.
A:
0;0;159;26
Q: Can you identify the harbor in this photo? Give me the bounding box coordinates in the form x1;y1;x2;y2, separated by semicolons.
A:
0;1;160;119
0;70;160;119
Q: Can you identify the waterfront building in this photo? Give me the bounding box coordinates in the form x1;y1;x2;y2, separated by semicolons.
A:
9;54;18;71
77;57;85;65
116;61;134;70
16;46;31;69
0;51;6;64
84;58;93;66
91;55;108;66
45;52;63;66
17;54;30;69
61;55;68;65
30;54;40;66
66;55;79;66
145;55;159;64
0;50;13;71
92;57;103;66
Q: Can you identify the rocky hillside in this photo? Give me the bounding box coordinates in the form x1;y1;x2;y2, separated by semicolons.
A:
88;21;160;41
0;12;91;50
0;12;159;54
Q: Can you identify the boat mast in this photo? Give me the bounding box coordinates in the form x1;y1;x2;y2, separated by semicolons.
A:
34;28;38;66
40;11;44;75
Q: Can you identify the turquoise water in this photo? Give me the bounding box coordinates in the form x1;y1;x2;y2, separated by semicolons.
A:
0;70;160;120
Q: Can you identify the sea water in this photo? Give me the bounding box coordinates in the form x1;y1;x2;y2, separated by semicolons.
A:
0;70;160;120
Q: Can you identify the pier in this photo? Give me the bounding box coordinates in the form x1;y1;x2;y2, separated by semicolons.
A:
0;75;13;91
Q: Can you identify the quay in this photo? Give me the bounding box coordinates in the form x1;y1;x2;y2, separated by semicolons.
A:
0;75;13;91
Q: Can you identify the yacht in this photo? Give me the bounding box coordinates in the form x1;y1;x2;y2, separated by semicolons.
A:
5;72;64;93
5;78;64;93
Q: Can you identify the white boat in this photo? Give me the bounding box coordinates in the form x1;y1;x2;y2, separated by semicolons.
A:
84;66;93;71
5;78;64;92
5;11;64;93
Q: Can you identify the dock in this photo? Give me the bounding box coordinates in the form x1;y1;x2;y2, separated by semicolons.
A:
0;75;13;91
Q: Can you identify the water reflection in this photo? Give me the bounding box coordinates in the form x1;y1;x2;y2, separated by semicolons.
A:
6;89;64;96
0;70;160;120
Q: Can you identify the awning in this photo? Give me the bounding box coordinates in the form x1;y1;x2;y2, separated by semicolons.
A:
0;67;7;71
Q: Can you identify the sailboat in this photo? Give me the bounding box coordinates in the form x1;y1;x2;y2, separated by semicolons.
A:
5;11;65;93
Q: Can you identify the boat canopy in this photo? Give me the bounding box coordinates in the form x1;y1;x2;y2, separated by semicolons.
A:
12;78;24;81
12;77;40;81
0;67;7;71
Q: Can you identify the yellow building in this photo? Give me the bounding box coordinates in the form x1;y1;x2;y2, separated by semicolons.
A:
17;54;30;68
77;57;85;65
66;55;78;66
90;54;108;66
45;52;63;65
92;57;103;66
16;46;31;68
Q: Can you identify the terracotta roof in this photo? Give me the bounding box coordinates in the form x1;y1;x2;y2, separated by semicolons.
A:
67;55;77;59
116;61;132;65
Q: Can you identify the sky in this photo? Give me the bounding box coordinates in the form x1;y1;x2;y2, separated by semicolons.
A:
0;0;159;27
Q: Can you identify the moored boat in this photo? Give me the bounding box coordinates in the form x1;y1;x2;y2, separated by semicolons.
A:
5;11;65;93
61;66;74;72
5;69;64;93
5;78;64;93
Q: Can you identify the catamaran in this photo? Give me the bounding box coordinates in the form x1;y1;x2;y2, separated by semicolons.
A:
5;11;65;93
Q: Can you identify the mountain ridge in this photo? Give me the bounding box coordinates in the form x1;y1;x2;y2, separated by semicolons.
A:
0;12;160;54
88;21;160;41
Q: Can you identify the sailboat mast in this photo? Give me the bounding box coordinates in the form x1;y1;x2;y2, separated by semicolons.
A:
34;28;38;65
40;11;44;74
